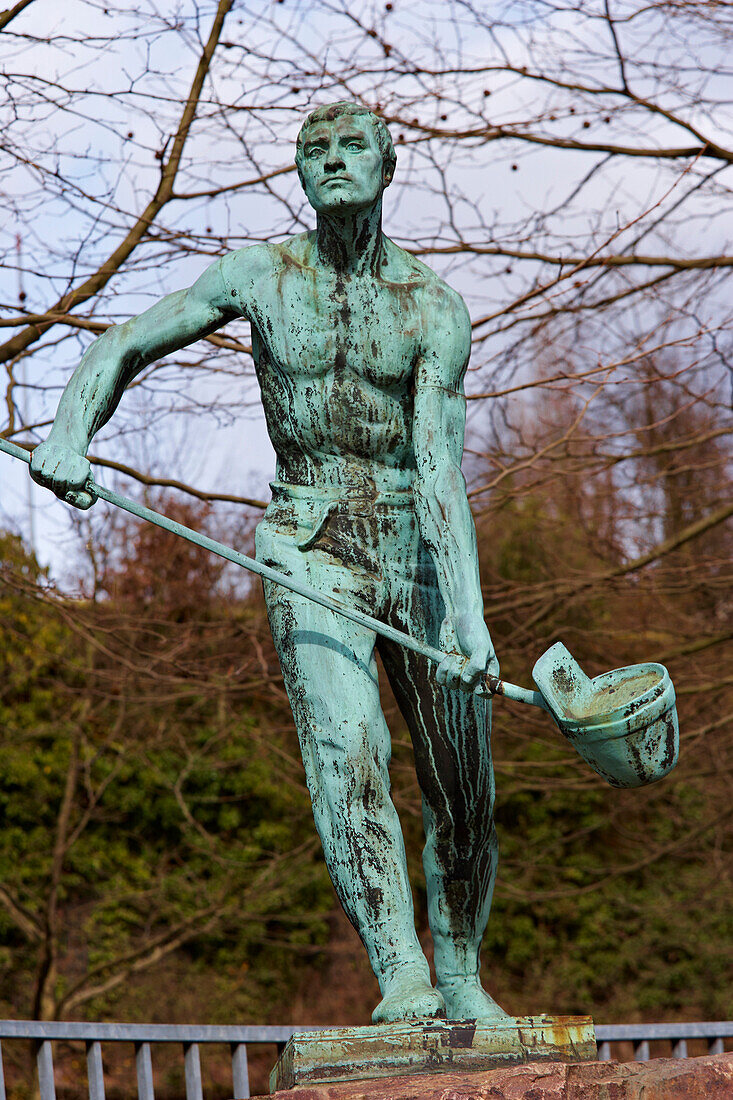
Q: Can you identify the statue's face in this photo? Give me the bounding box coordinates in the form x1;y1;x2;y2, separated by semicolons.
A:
299;115;388;215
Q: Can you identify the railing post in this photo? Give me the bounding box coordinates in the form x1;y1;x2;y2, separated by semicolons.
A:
672;1038;687;1058
36;1040;57;1100
597;1041;612;1060
708;1037;724;1055
0;1038;6;1100
633;1039;650;1061
184;1042;204;1100
135;1041;155;1100
231;1042;250;1099
86;1040;106;1100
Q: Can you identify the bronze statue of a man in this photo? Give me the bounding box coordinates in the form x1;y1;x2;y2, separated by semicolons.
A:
31;102;507;1025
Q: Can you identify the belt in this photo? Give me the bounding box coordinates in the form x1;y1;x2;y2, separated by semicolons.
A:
267;481;416;552
269;480;414;508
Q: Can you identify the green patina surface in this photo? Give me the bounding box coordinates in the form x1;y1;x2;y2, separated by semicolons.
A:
270;1016;597;1090
30;102;506;1026
26;101;678;1030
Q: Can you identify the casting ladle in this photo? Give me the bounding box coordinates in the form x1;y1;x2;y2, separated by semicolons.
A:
1;438;679;788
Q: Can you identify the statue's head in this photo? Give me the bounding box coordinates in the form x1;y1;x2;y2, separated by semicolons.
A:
295;102;396;215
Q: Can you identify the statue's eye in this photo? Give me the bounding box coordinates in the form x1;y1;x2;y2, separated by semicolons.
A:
346;141;364;151
307;146;325;158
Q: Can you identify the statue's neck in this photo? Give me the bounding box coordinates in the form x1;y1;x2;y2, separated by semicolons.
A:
315;200;384;277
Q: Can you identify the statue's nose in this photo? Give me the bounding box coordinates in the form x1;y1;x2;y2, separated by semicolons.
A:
324;150;346;172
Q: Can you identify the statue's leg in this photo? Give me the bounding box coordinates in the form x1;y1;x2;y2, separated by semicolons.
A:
261;565;445;1023
380;580;510;1022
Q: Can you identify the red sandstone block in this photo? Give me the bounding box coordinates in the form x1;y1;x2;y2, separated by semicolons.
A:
254;1052;733;1100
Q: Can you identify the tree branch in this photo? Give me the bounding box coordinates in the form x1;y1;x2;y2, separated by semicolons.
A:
0;0;234;368
0;0;34;32
413;245;733;271
58;907;226;1016
0;885;41;942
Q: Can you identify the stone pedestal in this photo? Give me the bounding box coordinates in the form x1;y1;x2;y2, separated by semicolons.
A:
269;1016;596;1092
258;1053;733;1099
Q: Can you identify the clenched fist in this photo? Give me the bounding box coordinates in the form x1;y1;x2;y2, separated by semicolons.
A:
30;440;96;509
437;611;499;693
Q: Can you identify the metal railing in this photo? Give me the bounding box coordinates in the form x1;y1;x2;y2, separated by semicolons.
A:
595;1021;731;1062
0;1019;729;1099
0;1021;294;1100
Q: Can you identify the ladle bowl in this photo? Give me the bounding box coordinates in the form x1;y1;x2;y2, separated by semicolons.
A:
533;644;679;788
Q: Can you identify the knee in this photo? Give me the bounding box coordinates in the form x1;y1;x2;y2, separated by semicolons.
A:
297;693;383;777
314;729;386;794
306;725;391;829
425;783;496;851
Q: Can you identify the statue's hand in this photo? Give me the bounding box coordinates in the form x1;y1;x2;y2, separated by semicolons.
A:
30;439;96;510
437;612;499;693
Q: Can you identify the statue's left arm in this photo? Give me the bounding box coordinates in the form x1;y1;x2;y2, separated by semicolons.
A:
412;285;498;691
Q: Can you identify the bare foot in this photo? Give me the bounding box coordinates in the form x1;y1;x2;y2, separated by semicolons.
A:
437;976;512;1022
372;966;446;1024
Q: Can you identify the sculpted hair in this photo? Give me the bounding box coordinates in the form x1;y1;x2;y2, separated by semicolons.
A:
295;102;397;182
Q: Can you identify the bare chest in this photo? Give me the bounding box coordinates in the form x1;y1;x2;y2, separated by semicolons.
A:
251;269;423;390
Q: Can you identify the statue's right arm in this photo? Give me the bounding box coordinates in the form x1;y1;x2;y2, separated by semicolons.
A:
30;253;246;508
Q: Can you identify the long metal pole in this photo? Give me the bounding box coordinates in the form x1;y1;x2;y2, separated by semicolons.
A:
0;438;547;710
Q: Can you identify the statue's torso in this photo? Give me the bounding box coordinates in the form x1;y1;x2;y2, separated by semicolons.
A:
225;236;435;487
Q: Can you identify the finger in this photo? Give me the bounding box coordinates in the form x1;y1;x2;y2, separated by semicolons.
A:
460;637;495;683
438;654;466;689
65;488;96;510
29;453;58;488
460;654;486;691
55;459;92;498
30;455;71;492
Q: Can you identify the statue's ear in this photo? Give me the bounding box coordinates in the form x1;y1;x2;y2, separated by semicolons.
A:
383;165;394;188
